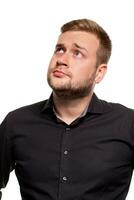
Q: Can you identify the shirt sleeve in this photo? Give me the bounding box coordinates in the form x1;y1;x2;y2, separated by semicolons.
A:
0;114;15;199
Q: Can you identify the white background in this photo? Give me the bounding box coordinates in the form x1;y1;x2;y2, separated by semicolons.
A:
0;0;134;199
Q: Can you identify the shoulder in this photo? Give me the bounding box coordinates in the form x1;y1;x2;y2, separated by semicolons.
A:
100;98;134;120
92;93;134;118
5;99;48;123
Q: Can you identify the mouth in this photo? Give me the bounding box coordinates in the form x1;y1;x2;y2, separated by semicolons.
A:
53;70;67;78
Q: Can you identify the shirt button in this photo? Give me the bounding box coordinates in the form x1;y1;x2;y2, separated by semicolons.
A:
63;176;67;181
64;150;68;155
66;127;70;131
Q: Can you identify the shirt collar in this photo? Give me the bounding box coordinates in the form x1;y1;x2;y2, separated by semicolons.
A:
41;92;106;114
42;92;54;112
87;93;105;114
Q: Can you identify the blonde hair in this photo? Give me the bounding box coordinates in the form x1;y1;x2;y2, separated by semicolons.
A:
61;19;112;67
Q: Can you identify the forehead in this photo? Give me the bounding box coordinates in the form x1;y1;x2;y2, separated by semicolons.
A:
57;31;99;50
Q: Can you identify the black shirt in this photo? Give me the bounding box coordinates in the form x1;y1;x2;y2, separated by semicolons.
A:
0;93;134;200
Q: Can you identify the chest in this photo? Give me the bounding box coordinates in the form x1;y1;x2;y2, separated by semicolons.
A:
12;116;133;185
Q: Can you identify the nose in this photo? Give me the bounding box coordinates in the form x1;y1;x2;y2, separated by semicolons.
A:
56;60;68;67
56;52;69;68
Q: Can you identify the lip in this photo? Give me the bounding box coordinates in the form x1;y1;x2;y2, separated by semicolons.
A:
53;70;67;77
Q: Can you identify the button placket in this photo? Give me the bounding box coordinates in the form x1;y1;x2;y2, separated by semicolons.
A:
58;126;72;199
66;127;71;132
60;127;70;183
63;127;70;156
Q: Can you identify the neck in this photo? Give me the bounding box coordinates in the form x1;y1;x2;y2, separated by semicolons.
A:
52;91;93;124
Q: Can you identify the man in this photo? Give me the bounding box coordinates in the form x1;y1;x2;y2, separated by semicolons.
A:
0;19;134;200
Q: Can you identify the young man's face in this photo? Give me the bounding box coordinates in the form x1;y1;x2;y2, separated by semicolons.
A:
47;31;105;99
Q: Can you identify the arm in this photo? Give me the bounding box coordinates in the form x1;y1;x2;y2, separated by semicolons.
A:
0;114;15;199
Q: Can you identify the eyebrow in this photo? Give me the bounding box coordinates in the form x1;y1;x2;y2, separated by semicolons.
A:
55;43;88;53
73;43;88;52
55;44;65;49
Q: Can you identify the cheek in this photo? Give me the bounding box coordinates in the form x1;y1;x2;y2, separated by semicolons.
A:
72;65;90;77
48;58;56;71
72;66;96;84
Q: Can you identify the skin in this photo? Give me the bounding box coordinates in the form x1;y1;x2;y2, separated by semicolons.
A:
47;31;107;124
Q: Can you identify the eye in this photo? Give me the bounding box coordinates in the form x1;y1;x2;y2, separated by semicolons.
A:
73;50;83;58
55;47;65;54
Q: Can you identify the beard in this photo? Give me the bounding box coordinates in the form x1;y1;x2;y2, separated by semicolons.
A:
47;70;96;100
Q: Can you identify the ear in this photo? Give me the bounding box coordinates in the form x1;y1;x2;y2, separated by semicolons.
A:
95;64;107;84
